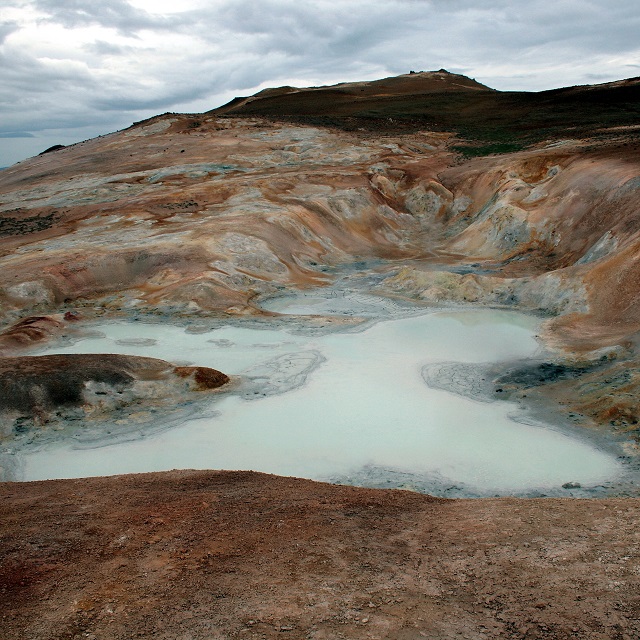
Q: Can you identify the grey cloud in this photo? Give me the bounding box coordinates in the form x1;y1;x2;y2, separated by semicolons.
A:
0;50;96;96
89;89;206;112
0;21;20;43
177;0;424;100
186;0;640;95
446;0;640;54
84;40;133;56
34;0;178;35
208;1;416;58
0;50;112;135
214;1;338;38
0;131;35;138
584;72;621;82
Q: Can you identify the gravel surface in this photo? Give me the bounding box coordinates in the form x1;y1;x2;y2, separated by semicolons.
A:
2;470;639;639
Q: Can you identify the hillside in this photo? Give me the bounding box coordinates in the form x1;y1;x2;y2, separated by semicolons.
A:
212;70;640;150
1;72;638;438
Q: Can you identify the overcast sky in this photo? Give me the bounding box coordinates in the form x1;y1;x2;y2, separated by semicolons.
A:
1;0;638;167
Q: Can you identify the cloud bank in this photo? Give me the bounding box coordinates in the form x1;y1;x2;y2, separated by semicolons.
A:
1;0;638;166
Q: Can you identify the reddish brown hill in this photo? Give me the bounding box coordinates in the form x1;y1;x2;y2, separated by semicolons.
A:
215;70;493;115
1;470;639;640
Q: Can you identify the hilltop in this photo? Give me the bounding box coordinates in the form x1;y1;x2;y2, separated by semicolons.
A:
211;70;640;150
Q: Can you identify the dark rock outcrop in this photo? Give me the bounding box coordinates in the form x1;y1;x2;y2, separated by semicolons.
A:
0;354;230;438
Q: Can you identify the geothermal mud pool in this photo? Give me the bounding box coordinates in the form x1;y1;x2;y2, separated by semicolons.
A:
5;290;626;496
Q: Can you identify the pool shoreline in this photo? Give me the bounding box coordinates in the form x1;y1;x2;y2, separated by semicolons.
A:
1;288;637;497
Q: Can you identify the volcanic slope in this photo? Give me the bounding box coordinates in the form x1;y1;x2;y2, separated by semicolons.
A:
0;71;639;442
213;69;640;146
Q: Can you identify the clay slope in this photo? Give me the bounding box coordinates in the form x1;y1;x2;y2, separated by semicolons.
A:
0;71;638;441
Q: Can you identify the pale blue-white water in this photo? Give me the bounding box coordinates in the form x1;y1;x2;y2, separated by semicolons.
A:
15;292;622;495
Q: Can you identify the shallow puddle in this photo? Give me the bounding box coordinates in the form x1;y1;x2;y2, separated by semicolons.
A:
13;291;623;495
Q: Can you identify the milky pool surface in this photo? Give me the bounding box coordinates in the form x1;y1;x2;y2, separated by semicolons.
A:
16;292;622;495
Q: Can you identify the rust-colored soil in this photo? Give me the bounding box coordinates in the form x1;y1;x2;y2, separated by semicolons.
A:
1;470;639;639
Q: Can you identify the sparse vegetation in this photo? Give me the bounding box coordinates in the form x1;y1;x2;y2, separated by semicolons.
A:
450;141;526;158
0;212;59;236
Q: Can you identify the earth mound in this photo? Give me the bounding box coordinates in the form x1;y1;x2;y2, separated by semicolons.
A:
0;354;229;440
1;470;638;640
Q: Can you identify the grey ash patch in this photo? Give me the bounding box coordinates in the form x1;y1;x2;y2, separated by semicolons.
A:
114;337;157;347
328;464;623;498
423;359;599;404
242;350;325;399
496;361;589;387
207;338;235;347
422;362;497;403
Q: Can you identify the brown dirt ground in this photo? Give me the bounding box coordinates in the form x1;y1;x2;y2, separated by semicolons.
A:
1;470;639;640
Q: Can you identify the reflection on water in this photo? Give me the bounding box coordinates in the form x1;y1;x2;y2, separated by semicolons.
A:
17;291;622;495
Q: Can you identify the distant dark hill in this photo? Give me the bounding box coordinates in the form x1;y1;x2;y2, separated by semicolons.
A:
212;70;492;116
211;70;640;150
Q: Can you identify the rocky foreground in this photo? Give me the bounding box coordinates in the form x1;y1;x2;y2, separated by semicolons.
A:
1;71;640;638
1;470;639;640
